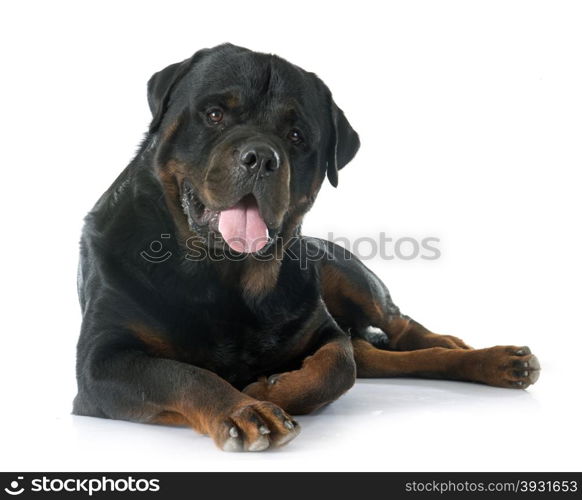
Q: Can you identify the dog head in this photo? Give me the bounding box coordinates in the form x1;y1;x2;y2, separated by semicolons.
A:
149;44;359;254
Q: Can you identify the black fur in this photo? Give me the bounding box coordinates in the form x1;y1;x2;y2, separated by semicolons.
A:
73;44;361;420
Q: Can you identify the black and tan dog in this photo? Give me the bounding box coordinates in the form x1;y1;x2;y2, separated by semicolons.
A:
74;44;540;451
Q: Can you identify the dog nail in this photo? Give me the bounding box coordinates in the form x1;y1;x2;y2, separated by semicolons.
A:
248;436;270;452
229;426;239;438
222;437;242;452
259;425;270;435
284;420;294;430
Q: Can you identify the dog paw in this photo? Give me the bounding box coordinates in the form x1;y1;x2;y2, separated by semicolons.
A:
242;376;271;400
213;401;300;452
242;374;286;400
475;345;541;389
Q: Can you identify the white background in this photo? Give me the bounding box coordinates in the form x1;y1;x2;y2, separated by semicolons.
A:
0;0;581;472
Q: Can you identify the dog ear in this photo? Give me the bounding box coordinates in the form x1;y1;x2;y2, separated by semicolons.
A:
326;100;360;187
147;50;206;133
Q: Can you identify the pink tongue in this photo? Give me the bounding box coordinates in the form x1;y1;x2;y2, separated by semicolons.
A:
218;196;269;253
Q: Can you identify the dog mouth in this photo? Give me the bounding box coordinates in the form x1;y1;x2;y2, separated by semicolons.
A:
181;179;273;254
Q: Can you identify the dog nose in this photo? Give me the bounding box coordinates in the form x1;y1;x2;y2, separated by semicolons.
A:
239;143;280;174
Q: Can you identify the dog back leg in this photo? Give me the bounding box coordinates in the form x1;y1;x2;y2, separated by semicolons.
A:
352;338;540;389
318;238;470;351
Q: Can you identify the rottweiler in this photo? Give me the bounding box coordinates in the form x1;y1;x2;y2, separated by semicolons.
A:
73;43;540;451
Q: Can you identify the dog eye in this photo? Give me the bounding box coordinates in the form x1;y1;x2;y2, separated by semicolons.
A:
206;108;224;124
287;129;303;144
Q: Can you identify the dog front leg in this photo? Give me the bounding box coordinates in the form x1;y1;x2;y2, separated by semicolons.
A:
243;334;356;414
74;348;299;451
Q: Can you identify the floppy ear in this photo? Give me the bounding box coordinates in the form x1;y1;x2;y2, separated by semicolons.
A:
326;101;360;187
147;50;206;133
